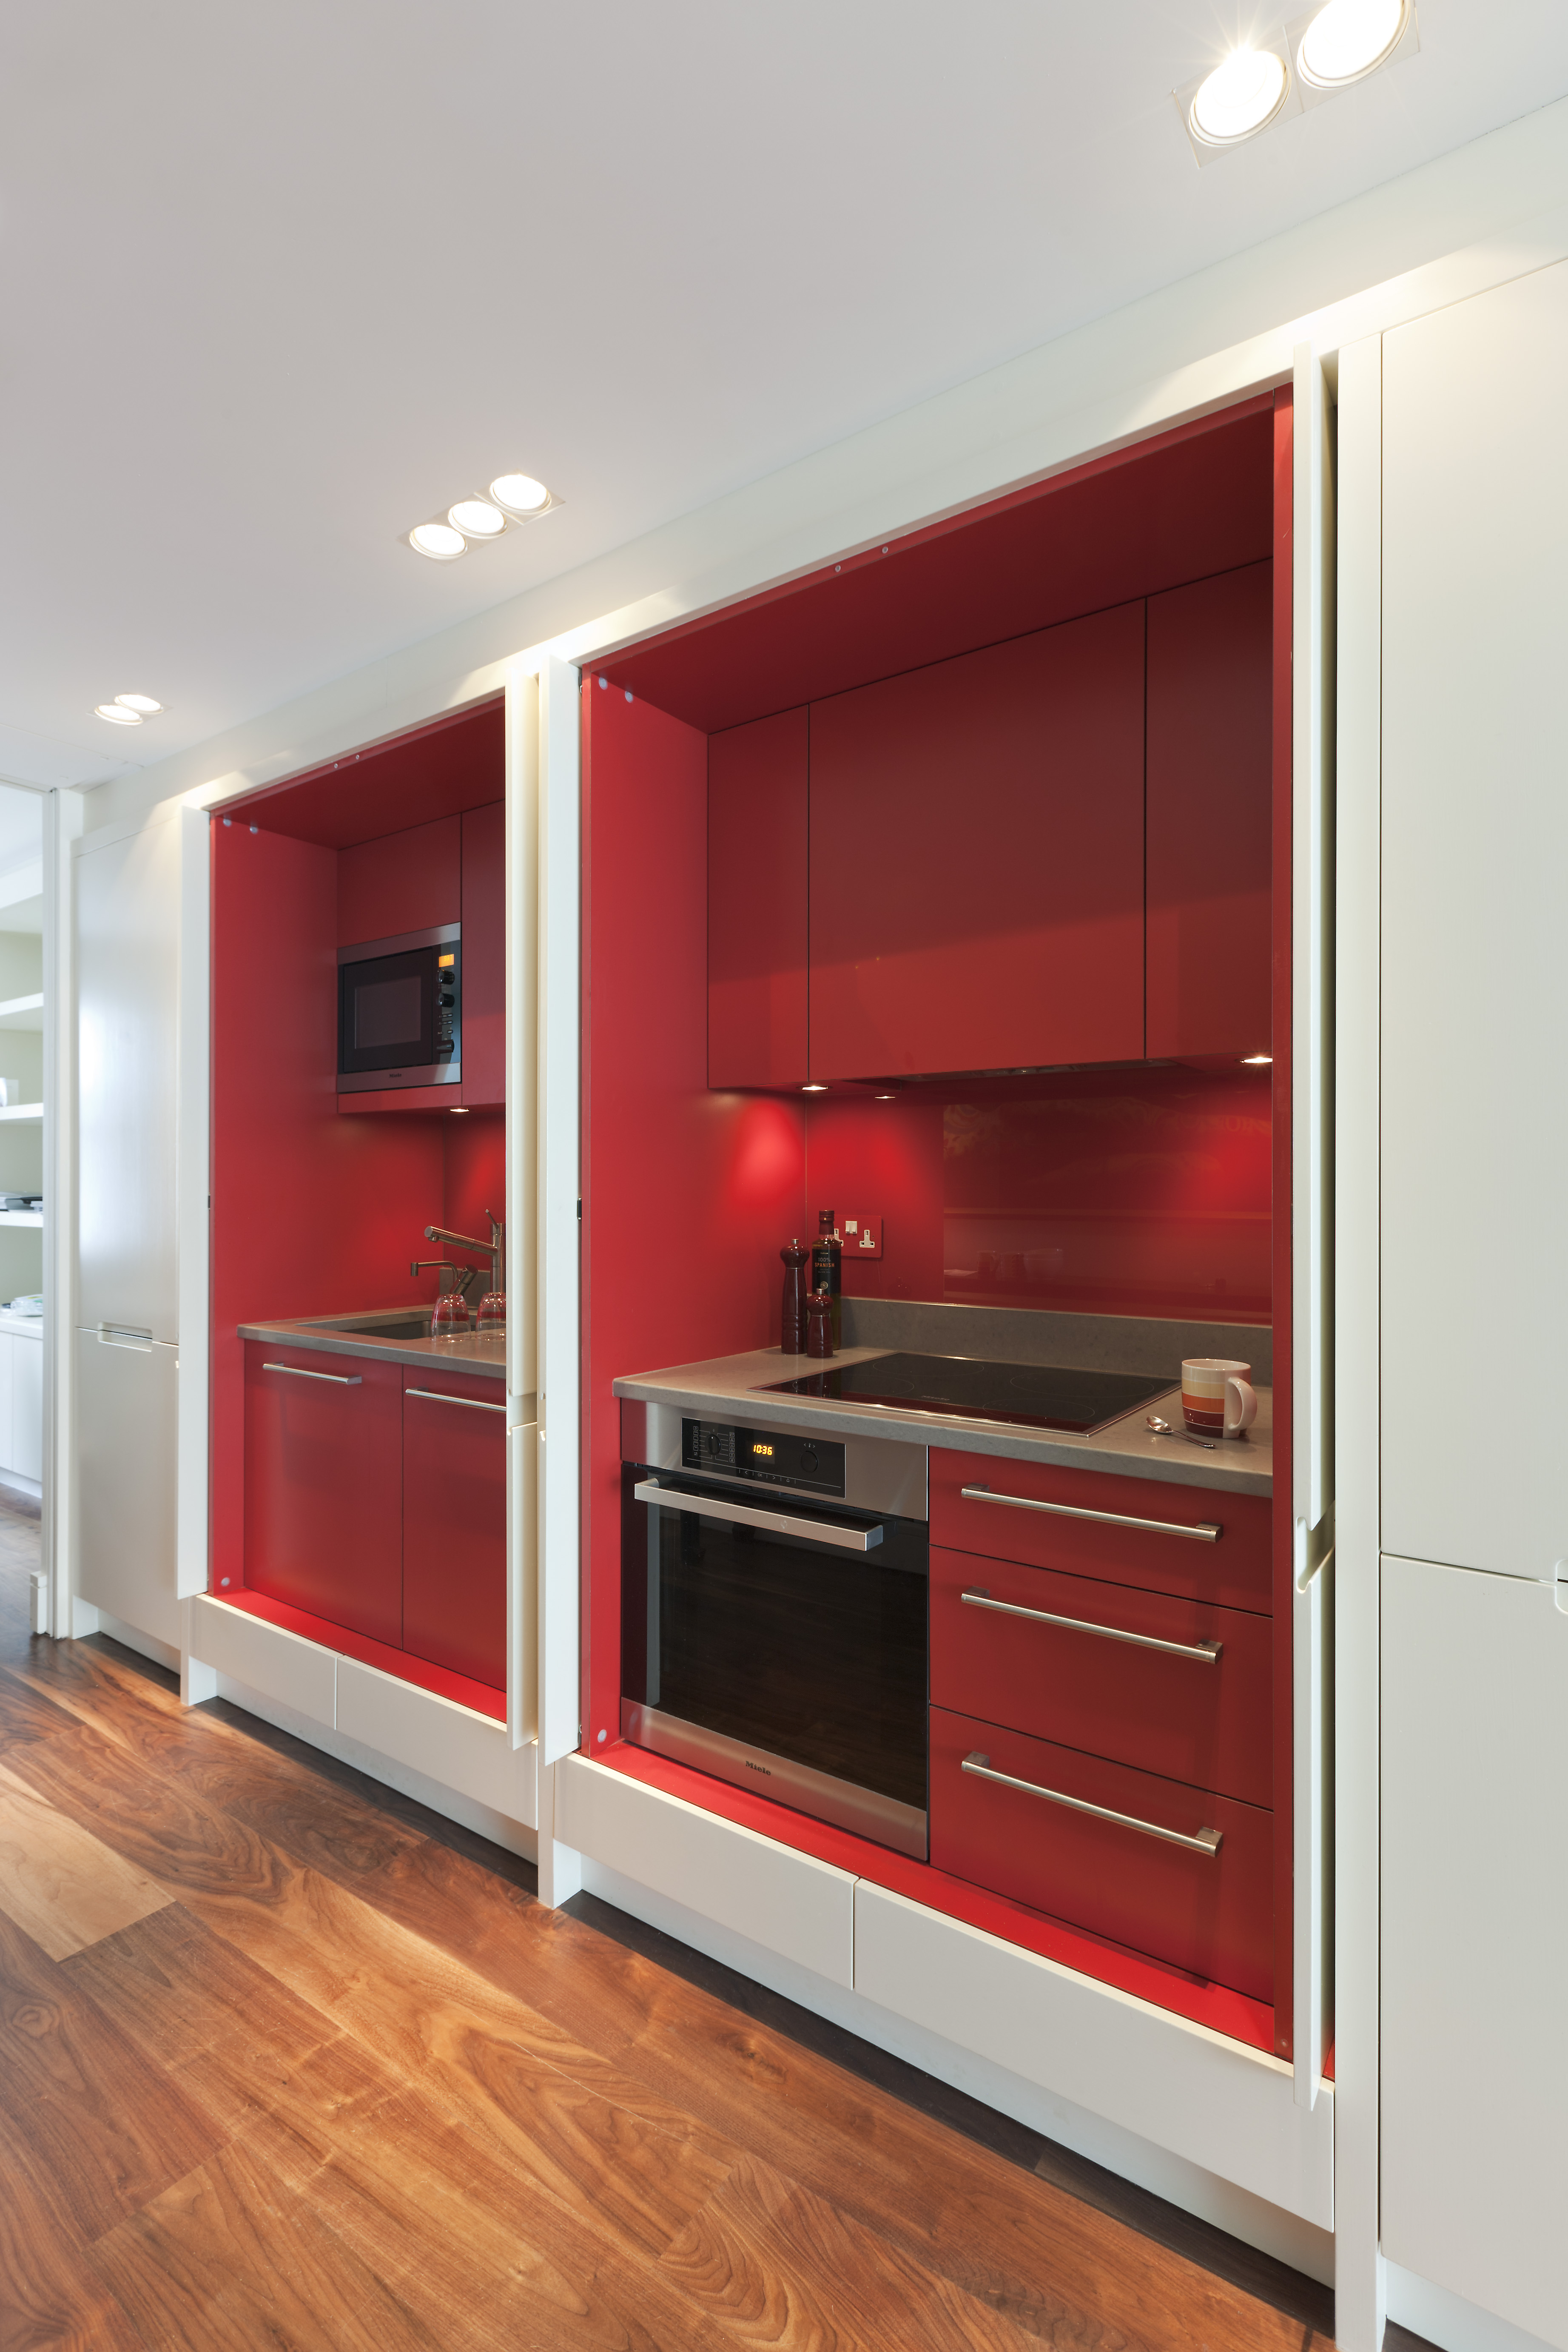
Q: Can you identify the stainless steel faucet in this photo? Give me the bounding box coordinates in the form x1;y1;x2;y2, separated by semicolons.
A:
409;1258;477;1298
422;1208;504;1300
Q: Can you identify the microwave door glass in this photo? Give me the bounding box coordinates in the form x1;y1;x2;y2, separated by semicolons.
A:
354;974;424;1054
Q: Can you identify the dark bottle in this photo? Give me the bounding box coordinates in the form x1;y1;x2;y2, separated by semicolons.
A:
780;1239;809;1355
805;1286;835;1358
811;1208;842;1349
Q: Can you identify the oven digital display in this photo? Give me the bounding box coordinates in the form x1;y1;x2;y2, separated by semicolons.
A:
682;1419;845;1496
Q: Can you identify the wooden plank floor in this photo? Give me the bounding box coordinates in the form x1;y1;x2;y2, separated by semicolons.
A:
0;1520;1427;2351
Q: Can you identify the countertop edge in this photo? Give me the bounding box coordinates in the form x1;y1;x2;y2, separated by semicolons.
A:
238;1319;508;1379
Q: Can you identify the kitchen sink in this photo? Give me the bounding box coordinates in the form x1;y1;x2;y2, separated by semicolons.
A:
308;1314;435;1340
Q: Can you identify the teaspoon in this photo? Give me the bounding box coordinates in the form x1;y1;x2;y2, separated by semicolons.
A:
1145;1415;1216;1451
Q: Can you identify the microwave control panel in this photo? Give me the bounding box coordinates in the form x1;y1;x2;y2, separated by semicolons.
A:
682;1418;846;1498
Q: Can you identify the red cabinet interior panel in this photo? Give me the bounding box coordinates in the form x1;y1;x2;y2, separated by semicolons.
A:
708;708;809;1088
930;1447;1272;1612
460;800;505;1106
1147;562;1273;1059
337;814;461;946
808;603;1145;1080
930;1543;1272;1807
930;1703;1274;2002
401;1365;507;1689
243;1342;403;1646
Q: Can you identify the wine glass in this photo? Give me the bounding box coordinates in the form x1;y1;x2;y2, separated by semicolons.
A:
477;1290;506;1339
431;1290;469;1342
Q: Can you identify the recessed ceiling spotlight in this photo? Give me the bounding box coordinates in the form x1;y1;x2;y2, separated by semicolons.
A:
1190;47;1290;145
489;472;551;518
409;521;467;561
448;497;507;539
95;702;142;725
115;693;163;715
1298;0;1408;87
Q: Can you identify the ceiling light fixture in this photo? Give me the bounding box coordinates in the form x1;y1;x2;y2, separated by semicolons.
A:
409;521;467;562
1298;0;1408;86
448;497;507;539
490;472;551;518
115;693;163;715
1190;46;1290;145
95;702;142;725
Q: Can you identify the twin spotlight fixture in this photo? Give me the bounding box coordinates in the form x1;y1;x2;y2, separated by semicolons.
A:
407;473;558;563
1181;0;1417;161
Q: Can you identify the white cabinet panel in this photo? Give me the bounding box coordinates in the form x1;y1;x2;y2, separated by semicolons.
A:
188;1592;335;1727
1381;263;1568;1579
1382;1555;1568;2349
336;1657;538;1828
76;817;179;1340
10;1335;40;1482
74;1327;179;1646
0;1333;15;1476
556;1754;855;1988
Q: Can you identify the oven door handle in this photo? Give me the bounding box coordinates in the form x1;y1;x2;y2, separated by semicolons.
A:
632;1479;885;1552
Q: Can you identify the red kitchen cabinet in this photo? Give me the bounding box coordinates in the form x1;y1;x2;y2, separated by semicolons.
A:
807;604;1145;1081
243;1343;403;1644
401;1365;507;1688
708;708;808;1088
1146;563;1273;1059
461;800;505;1106
337;815;461;946
930;1544;1272;1807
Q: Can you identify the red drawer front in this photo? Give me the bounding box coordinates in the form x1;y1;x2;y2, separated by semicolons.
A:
931;1448;1271;1613
243;1343;403;1646
402;1367;508;1690
930;1706;1273;2002
931;1546;1272;1807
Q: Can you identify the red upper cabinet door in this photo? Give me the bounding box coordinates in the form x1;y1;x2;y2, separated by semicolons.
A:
243;1343;403;1644
808;605;1145;1080
1146;563;1273;1059
337;815;461;946
401;1366;507;1689
461;800;505;1107
708;708;808;1088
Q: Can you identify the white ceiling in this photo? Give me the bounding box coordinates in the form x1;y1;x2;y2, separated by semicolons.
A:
2;0;1565;791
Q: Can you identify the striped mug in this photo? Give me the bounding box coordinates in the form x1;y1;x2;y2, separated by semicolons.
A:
1181;1357;1257;1439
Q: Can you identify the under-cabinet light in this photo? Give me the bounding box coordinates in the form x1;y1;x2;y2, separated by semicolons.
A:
449;498;507;540
875;1093;896;1101
1189;47;1289;145
490;472;550;517
1242;1054;1273;1065
450;1106;470;1114
409;521;467;561
94;702;142;725
802;1084;828;1093
115;693;163;714
1298;0;1408;86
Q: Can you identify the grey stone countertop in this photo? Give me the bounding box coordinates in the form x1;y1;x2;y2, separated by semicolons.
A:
238;1307;509;1382
613;1345;1272;1497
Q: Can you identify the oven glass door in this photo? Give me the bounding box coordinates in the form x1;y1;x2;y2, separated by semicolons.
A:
621;1469;928;1856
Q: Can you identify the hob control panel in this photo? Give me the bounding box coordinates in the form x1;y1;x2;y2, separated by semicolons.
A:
682;1418;845;1498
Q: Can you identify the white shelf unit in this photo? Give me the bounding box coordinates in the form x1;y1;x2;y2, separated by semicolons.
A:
0;994;43;1032
0;1212;41;1228
0;1104;43;1123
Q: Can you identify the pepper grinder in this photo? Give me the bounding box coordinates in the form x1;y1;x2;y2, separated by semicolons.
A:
780;1239;809;1355
805;1286;835;1359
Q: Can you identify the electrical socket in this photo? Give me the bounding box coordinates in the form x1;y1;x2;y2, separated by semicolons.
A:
838;1213;882;1260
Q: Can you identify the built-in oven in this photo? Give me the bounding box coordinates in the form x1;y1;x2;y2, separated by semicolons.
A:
337;924;461;1093
620;1403;928;1857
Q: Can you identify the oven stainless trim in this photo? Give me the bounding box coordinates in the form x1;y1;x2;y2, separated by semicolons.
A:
633;1478;885;1551
338;1061;461;1092
337;923;461;965
620;1399;927;1520
621;1700;928;1858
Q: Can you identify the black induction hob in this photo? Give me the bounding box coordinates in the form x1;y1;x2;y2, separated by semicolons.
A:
756;1352;1174;1434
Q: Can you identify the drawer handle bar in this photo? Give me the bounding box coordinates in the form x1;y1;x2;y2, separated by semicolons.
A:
407;1387;507;1414
961;1752;1222;1856
959;1484;1221;1544
960;1587;1221;1664
261;1361;362;1386
632;1478;884;1553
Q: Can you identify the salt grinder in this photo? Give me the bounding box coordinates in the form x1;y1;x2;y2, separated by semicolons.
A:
780;1239;809;1355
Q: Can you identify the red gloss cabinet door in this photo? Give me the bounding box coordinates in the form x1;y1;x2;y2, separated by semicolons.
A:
1146;563;1273;1058
930;1705;1273;2001
930;1544;1272;1806
401;1367;507;1689
808;604;1144;1080
461;799;505;1106
243;1343;402;1644
708;708;808;1088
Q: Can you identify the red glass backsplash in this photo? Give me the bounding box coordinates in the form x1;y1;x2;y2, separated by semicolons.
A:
804;1064;1272;1324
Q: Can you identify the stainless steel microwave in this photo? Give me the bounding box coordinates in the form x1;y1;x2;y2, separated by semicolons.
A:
337;924;461;1093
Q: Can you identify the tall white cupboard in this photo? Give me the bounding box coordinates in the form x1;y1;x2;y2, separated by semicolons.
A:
1379;260;1568;2351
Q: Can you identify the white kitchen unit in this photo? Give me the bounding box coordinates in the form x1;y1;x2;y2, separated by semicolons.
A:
1374;257;1568;2352
0;1312;45;1488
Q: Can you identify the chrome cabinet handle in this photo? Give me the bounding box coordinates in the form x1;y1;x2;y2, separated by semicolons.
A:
959;1484;1221;1544
633;1478;884;1553
960;1586;1221;1663
961;1752;1222;1856
407;1387;507;1413
261;1361;362;1386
